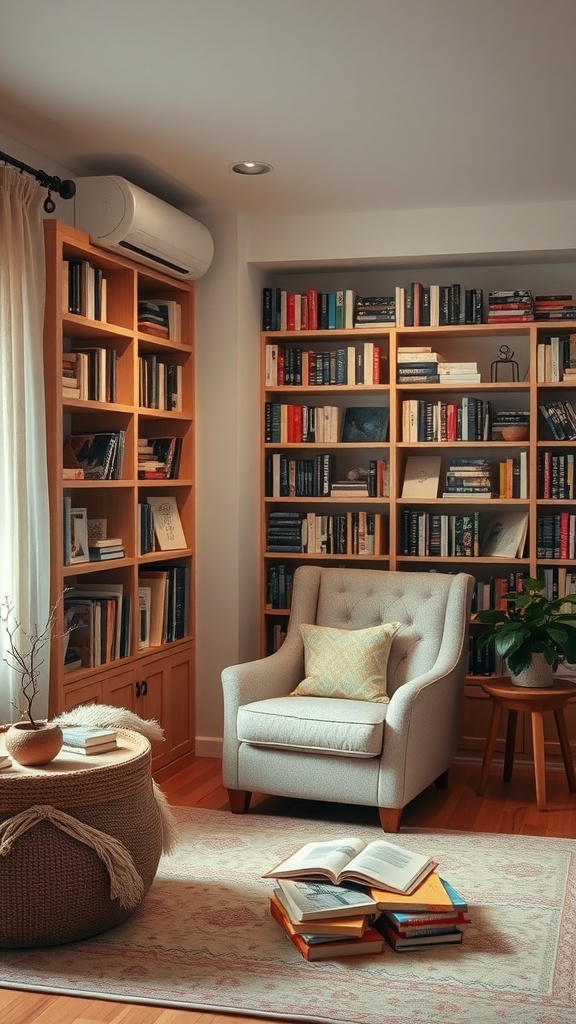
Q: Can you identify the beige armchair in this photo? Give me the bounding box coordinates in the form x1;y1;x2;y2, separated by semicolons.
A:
221;566;474;831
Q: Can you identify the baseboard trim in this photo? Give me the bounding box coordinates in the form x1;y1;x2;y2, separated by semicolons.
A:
195;736;223;758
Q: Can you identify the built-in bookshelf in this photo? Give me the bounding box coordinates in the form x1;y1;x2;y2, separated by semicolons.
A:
44;220;195;772
260;309;576;761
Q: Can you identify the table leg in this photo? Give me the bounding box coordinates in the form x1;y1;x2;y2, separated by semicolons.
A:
479;701;502;796
530;711;547;812
554;708;576;793
503;709;518;783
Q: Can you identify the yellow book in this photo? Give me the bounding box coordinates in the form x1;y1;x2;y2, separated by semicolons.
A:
369;871;454;913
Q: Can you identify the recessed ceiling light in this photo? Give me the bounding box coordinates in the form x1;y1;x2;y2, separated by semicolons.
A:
231;161;273;175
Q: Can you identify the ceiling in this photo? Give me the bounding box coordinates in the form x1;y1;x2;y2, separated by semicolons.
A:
1;0;576;219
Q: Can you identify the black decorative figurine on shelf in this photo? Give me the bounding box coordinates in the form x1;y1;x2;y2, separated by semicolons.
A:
491;344;519;382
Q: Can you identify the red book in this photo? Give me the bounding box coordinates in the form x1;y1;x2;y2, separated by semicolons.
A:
559;511;570;560
446;404;457;442
286;293;296;331
412;282;423;327
307;289;318;330
373;345;381;384
300;293;308;331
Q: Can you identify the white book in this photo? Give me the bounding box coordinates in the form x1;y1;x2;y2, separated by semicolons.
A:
401;456;442;499
347;345;357;385
146;496;187;550
480;511;529;558
264;835;435;896
395;286;405;327
363;342;374;385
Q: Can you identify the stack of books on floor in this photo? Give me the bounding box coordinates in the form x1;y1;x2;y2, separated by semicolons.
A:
60;726;118;756
372;876;470;951
264;835;471;959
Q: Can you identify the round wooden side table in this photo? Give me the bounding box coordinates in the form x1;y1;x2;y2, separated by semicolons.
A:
477;678;576;811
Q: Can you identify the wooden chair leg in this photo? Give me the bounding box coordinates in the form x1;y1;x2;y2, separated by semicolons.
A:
378;807;402;832
434;769;449;790
227;788;252;814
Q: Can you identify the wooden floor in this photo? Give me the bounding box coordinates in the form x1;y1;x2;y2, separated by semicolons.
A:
2;754;576;1024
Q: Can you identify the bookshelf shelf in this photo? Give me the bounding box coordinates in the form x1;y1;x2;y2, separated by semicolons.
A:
260;309;576;760
44;220;195;770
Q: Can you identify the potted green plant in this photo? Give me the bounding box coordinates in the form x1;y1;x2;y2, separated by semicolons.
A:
1;595;65;765
476;577;576;687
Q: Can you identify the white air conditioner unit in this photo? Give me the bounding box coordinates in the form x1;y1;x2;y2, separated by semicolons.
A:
73;175;214;280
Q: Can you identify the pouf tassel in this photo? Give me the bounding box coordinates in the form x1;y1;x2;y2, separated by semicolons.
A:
0;804;144;909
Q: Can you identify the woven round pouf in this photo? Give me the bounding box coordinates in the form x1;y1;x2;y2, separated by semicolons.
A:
0;729;163;948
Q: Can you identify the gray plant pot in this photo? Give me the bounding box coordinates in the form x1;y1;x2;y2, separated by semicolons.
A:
509;652;555;688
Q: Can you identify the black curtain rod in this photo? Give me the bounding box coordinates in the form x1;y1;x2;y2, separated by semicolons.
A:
0;150;76;212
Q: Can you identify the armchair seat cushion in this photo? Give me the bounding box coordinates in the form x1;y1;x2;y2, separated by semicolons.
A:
237;695;387;758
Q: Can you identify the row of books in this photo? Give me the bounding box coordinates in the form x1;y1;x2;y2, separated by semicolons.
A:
471;573;526;614
262;284;486;330
537;514;576;560
262;286;576;331
540;567;576;604
467;634;498;676
62;347;118;403
265;341;384;386
138;564;190;646
138;298;181;341
537;334;576;381
266;511;387;555
264;836;470;960
138;354;182;411
265;403;389;444
537;451;575;499
63;258;107;321
137;436;183;479
64;585;130;668
64;430;125;481
401;397;492;442
401;510;529;559
265;455;390;500
539;400;576;441
266;564;295;610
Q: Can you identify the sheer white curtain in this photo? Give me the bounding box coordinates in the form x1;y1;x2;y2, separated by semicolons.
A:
0;166;50;723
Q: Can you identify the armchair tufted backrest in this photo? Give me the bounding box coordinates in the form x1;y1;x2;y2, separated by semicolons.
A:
288;566;472;697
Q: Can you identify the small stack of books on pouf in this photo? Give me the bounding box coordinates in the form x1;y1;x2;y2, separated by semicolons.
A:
264;836;471;960
60;726;118;756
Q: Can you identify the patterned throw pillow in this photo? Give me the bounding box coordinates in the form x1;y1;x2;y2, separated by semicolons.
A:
291;621;401;703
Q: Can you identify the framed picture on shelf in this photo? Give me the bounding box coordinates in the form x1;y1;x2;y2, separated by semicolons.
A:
69;507;90;564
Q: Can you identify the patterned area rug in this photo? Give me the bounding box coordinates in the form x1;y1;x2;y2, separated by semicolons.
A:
2;807;575;1024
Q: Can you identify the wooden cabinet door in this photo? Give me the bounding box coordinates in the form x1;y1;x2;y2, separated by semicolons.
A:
163;644;195;763
138;655;168;769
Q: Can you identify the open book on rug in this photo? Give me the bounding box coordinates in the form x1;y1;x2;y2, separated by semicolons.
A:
263;836;436;895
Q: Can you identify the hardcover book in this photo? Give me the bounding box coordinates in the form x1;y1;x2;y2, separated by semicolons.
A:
401;456;442;499
146;496;187;550
480;511;529;558
341;407;389;443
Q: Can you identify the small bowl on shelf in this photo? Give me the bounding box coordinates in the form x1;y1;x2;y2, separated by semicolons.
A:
500;426;529;441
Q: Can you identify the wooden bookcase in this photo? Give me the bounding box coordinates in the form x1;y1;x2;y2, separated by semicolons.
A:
261;319;576;762
43;220;195;772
